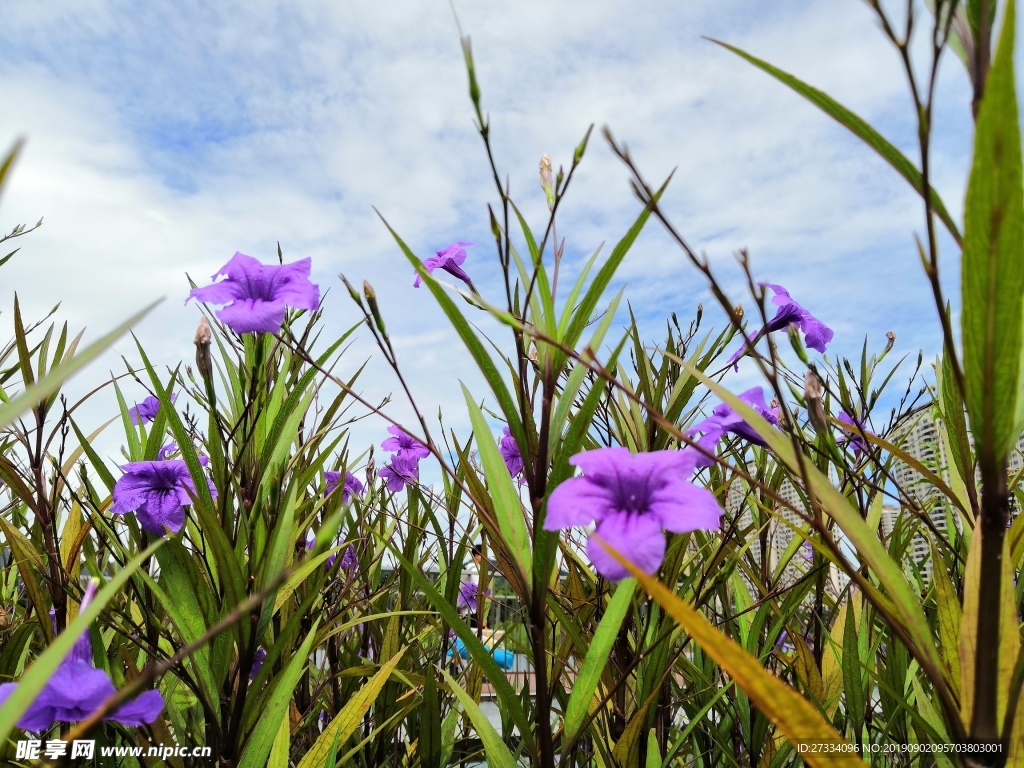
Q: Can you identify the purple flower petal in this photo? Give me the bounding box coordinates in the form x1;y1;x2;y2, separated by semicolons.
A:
215;298;287;335
188;252;319;335
381;426;430;460
380;453;420;492
726;283;833;364
545;447;722;580
687;387;779;460
249;647;267;681
325;470;365;503
111;460;216;536
838;411;872;454
110;690;165;726
587;513;666;581
413;242;474;288
127;392;177;426
499;427;525;480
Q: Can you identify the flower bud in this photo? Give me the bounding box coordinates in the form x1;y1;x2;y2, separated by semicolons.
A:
539;153;555;210
364;281;387;336
194;316;213;382
884;330;895;354
804;369;828;434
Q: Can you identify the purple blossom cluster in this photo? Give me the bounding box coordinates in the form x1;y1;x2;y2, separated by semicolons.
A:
379;426;429;492
325;470;365;504
0;581;164;730
304;529;358;571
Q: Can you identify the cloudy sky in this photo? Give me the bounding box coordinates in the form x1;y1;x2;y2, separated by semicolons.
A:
0;1;990;473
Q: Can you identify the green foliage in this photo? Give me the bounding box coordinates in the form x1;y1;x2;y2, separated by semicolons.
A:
1;5;1023;766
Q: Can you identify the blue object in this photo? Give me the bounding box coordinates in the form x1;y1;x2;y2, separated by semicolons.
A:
447;637;516;671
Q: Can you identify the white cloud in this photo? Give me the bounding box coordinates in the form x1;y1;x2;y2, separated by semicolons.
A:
0;0;980;474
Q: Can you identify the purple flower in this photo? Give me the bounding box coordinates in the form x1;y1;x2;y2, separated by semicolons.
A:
837;411;872;454
727;283;834;366
381;426;430;461
499;427;525;482
156;444;209;466
457;581;491;610
336;545;357;571
156;443;178;461
305;530;357;571
325;470;365;504
249;647;267;681
128;393;177;426
413;241;473;288
776;630;795;653
187;252;320;335
543;447;723;581
0;581;164;731
379;453;420;492
111;460;217;535
686;387;780;469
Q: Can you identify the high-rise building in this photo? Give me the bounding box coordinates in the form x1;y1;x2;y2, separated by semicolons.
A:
726;471;847;598
889;411;952;580
889;409;1024;582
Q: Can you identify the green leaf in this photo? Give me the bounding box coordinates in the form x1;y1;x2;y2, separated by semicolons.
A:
13;295;34;388
0;540;164;744
388;546;533;743
440;668;521;768
681;362;947;684
563;578;635;746
0;139;24;202
930;541;962;698
601;541;866;768
961;0;1024;465
842;595;865;735
0;518;54;643
297;648;407;768
711;39;962;245
462;384;532;579
419;663;442;768
238;619;319;768
0;300;161;429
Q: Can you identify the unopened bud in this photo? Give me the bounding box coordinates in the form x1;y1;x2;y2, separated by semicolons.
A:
884;330;896;354
340;275;364;307
365;455;376;486
194;316;213;382
539;153;555;210
804;370;828;434
364;281;387;336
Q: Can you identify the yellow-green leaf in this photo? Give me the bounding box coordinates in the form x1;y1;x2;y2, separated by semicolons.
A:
297;648;407;768
599;534;865;768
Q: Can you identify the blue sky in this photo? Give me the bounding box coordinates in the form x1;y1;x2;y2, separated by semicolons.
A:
0;0;994;471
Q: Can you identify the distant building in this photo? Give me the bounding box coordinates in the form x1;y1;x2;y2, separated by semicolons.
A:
726;471;847;599
889;409;1023;583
